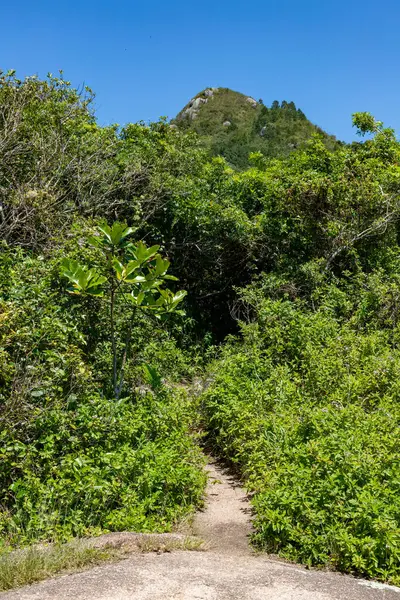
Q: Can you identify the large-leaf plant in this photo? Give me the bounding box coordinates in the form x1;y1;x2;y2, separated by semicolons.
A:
61;222;186;398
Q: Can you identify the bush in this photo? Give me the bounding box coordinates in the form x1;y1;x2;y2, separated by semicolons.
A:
202;295;400;584
1;388;205;545
0;239;205;547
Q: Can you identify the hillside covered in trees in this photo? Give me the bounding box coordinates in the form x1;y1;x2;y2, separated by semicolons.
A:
2;71;400;586
174;87;339;168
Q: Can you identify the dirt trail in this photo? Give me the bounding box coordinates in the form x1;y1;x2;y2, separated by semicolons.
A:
2;459;400;600
192;459;253;555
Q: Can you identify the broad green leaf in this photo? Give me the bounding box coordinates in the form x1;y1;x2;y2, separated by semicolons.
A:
110;222;124;246
123;260;140;279
127;275;146;284
155;256;170;276
112;258;124;279
97;223;112;244
119;226;134;241
172;290;187;303
88;235;101;248
132;241;160;263
61;260;106;296
145;245;161;260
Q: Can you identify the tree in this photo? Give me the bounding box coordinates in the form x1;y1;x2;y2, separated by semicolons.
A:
352;112;383;135
61;222;186;398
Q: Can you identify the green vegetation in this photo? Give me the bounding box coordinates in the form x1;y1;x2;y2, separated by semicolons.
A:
0;541;117;591
174;88;338;168
0;71;206;549
201;114;400;583
2;69;400;586
0;241;205;544
61;221;187;398
203;299;400;583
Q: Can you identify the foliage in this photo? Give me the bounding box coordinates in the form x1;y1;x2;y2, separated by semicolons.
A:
202;283;400;584
0;70;121;247
0;70;206;249
353;112;384;135
61;221;186;398
3;71;400;585
1;386;205;545
0;235;205;547
192;105;400;583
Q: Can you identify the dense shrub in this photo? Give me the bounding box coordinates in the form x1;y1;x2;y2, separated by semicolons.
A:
203;294;400;584
0;239;205;547
1;388;205;545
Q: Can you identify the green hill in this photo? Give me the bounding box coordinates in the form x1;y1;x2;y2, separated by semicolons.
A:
174;87;338;168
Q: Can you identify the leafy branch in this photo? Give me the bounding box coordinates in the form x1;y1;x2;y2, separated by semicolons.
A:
61;221;186;398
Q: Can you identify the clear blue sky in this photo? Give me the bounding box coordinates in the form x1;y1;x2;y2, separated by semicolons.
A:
2;0;400;141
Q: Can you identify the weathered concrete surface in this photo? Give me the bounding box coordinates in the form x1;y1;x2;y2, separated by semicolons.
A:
3;461;400;600
2;550;400;600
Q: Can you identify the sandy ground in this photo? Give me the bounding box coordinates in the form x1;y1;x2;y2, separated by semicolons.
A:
3;460;400;600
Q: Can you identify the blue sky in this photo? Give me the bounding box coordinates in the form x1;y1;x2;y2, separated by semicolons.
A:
2;0;400;141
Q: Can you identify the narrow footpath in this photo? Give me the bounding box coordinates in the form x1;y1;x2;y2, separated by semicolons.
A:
192;460;253;555
2;459;400;600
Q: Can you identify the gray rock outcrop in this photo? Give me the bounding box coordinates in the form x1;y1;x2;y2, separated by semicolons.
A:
246;97;258;108
182;95;209;120
180;88;218;121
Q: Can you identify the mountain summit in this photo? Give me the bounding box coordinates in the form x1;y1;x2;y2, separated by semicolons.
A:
174;87;338;168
